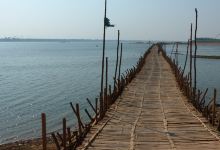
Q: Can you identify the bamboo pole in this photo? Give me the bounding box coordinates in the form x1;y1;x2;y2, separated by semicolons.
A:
63;118;67;150
189;23;193;89
114;30;120;88
199;88;208;106
118;43;123;80
108;85;112;106
170;43;176;58
212;89;217;125
95;98;98;121
41;113;47;150
194;8;198;99
70;103;83;135
105;57;108;110
86;98;97;115
76;104;82;135
85;109;93;121
182;39;190;74
99;92;103;119
104;87;107;113
100;0;107;107
218;119;220;131
175;42;179;67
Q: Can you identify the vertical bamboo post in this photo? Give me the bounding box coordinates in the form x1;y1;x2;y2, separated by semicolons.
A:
217;118;220;131
105;57;108;110
70;102;84;134
118;43;123;81
218;118;220;131
197;89;200;108
99;92;103;119
194;8;198;100
41;113;47;150
189;23;193;89
100;0;107;110
95;98;98;121
109;85;112;106
183;39;189;74
63;118;67;150
175;42;179;67
212;89;217;125
104;87;107;113
114;30;120;89
76;104;82;135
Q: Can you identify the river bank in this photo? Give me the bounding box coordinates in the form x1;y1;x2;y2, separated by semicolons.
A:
0;137;55;150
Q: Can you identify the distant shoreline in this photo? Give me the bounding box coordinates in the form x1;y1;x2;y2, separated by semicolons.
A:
0;38;101;42
0;38;151;43
196;41;220;46
195;55;220;59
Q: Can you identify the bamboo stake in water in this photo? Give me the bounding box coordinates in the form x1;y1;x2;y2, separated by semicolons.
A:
189;23;193;89
118;43;123;81
212;89;217;125
63;118;67;150
85;109;93;121
86;98;96;115
99;92;103;119
95;98;98;121
175;42;179;67
114;30;120;88
41;113;47;150
182;39;190;74
194;8;198;99
105;57;108;111
70;103;83;135
100;0;107;107
76;104;82;136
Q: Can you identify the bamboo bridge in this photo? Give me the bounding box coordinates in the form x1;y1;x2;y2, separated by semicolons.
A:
75;45;220;150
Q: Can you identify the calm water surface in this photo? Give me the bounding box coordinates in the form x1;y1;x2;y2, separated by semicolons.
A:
0;41;149;144
0;42;220;144
166;44;220;104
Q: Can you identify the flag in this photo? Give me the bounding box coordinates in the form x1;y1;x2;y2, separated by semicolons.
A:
105;17;114;27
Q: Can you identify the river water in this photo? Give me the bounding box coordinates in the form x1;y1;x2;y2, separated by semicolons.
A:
166;43;220;104
0;41;220;144
0;40;149;144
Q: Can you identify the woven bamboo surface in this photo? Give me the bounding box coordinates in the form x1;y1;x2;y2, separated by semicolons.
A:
77;46;220;150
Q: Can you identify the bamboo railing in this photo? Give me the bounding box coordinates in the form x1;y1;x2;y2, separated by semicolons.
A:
160;43;220;132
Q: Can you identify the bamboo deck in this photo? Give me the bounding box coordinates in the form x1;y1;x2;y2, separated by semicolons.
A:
77;46;220;150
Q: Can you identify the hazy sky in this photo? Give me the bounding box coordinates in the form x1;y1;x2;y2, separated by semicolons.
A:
0;0;219;41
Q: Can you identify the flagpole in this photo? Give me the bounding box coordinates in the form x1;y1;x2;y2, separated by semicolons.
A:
100;0;107;117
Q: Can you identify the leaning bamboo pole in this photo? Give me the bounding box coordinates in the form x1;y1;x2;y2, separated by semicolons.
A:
114;30;120;89
118;43;123;81
194;8;198;99
189;23;193;89
100;0;107;116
